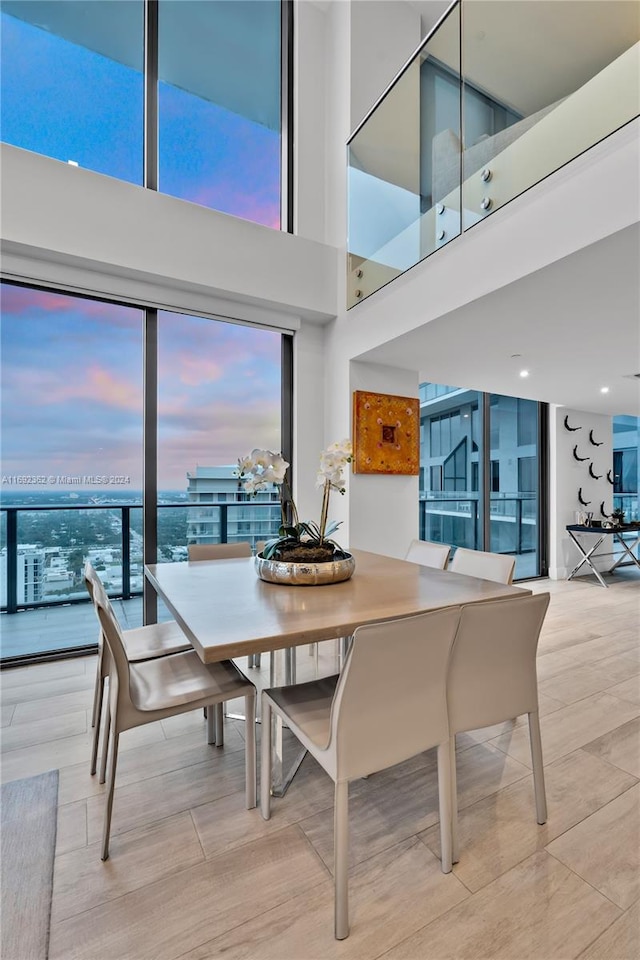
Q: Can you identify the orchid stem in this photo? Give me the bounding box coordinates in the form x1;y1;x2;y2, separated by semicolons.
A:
319;480;331;543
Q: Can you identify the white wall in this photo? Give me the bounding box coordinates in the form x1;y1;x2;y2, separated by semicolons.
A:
549;407;614;579
349;360;420;556
0;143;338;326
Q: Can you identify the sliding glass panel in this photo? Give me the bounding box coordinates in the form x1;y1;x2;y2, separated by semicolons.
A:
613;415;639;522
419;384;483;552
0;0;144;182
158;0;281;227
488;395;540;579
0;283;143;658
462;1;640;227
347;2;461;306
156;311;283;561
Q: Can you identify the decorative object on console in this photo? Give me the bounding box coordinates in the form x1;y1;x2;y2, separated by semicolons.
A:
235;442;355;585
352;391;420;475
564;415;581;432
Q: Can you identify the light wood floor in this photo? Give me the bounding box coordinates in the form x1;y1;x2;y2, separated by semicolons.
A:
1;573;639;960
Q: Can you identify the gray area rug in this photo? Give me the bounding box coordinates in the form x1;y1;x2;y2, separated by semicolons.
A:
1;769;59;960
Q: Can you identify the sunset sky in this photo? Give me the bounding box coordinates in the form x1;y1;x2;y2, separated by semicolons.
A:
0;285;282;493
0;5;282;494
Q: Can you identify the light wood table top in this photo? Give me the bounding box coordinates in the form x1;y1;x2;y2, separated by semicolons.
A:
145;549;531;664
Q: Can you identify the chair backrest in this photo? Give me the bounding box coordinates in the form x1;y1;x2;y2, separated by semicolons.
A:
188;542;252;561
448;592;550;734
448;547;516;584
405;538;451;570
328;606;461;781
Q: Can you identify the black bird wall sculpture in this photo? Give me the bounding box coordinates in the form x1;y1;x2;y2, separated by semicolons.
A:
578;488;591;506
573;445;589;462
589;463;602;480
600;502;610;519
564;416;581;432
607;469;615;485
589;430;603;446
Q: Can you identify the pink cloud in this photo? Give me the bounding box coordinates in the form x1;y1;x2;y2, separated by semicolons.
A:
47;364;142;411
0;285;140;326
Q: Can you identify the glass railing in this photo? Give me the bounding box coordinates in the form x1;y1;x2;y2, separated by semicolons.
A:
347;0;640;307
0;500;281;615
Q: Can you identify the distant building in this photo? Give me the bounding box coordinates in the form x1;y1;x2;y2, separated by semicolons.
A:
0;546;45;605
186;466;281;549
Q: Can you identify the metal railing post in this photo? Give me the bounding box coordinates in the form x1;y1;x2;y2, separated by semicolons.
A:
122;506;131;600
6;508;18;614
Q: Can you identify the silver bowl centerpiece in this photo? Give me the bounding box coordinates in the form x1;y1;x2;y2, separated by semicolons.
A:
255;550;355;586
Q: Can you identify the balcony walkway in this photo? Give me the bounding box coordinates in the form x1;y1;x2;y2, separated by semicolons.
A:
0;598;144;660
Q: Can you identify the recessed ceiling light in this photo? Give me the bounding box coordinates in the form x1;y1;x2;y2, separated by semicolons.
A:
519;369;529;378
600;386;610;394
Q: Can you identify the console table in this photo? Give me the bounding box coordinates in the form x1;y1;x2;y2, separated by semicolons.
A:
566;524;640;587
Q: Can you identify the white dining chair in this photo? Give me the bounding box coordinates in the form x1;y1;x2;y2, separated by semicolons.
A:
448;546;516;584
84;563;192;778
260;606;461;940
447;592;551;862
405;538;451;570
187;542;252;561
92;582;257;861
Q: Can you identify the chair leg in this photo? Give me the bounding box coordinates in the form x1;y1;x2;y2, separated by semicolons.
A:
528;710;548;824
437;741;453;873
260;696;272;820
99;697;111;785
91;650;102;729
244;691;257;809
334;780;349;940
215;703;224;747
449;736;459;864
90;675;105;776
101;730;120;861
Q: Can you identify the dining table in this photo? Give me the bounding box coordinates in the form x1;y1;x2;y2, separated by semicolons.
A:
145;548;531;792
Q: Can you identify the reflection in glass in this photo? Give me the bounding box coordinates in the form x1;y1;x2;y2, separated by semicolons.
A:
419;383;542;580
0;0;144;183
419;386;483;554
462;0;640;226
488;395;540;579
158;0;281;227
347;2;461;305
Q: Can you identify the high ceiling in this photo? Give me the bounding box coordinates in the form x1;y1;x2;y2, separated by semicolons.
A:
357;222;640;418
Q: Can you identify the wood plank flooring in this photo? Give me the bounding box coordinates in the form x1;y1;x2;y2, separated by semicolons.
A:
1;573;639;959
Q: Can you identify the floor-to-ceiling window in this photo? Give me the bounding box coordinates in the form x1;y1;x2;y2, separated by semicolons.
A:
613;415;639;523
0;283;144;657
0;282;289;662
156;310;283;560
419;382;546;579
1;0;285;229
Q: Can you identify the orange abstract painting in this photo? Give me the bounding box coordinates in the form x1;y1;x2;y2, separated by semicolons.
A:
352;391;420;474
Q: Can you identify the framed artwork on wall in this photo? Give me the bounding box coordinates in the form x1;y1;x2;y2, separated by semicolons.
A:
352;390;420;474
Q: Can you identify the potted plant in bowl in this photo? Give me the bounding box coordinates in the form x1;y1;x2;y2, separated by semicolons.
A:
235;441;355;584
